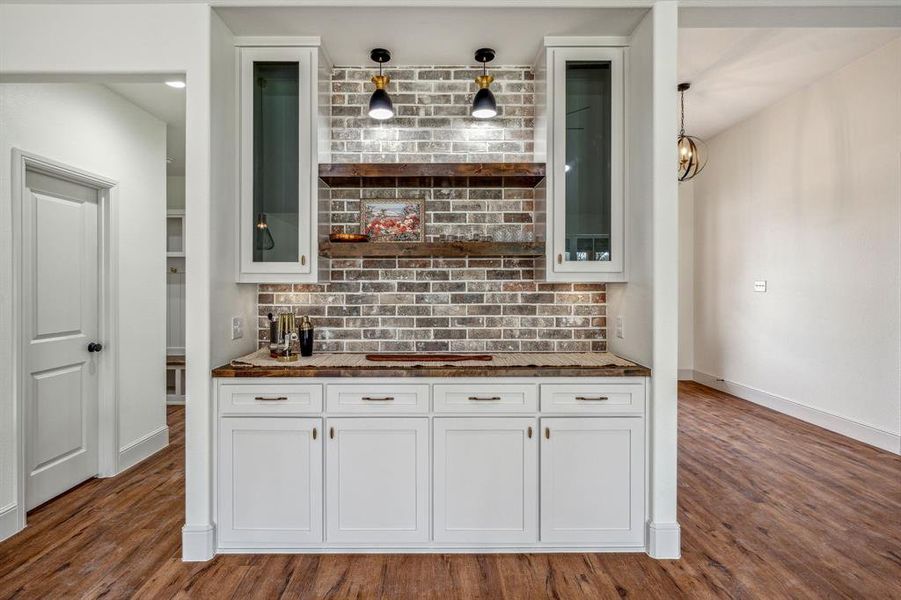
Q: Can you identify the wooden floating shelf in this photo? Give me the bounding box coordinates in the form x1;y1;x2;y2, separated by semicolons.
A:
318;162;546;188
319;241;545;258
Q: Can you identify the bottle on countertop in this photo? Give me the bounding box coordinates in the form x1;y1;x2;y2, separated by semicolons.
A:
299;315;314;357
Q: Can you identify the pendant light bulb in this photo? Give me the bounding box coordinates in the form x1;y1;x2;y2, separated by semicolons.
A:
471;48;497;119
368;48;394;121
677;82;708;182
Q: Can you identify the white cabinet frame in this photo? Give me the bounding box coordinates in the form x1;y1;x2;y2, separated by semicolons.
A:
538;45;626;282
238;46;322;283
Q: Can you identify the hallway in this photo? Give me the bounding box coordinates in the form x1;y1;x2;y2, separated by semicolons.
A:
0;383;898;599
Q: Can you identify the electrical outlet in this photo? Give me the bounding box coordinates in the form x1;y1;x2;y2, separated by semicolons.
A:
231;316;243;340
754;280;767;293
615;316;624;339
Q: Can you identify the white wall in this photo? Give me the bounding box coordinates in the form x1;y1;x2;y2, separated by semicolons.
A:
0;82;168;529
609;2;681;559
692;37;901;453
167;175;185;210
678;181;694;378
0;2;220;557
209;12;258;369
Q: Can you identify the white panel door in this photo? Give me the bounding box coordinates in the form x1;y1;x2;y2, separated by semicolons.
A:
434;418;538;544
540;417;644;545
326;418;429;544
23;170;101;510
218;417;322;547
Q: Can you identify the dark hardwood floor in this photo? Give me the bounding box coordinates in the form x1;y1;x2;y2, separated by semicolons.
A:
0;382;898;599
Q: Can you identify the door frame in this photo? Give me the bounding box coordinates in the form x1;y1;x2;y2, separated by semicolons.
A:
11;149;120;530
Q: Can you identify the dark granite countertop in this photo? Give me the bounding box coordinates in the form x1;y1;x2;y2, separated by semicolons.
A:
211;351;651;378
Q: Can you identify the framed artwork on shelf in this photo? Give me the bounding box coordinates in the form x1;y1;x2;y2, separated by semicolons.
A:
360;198;425;242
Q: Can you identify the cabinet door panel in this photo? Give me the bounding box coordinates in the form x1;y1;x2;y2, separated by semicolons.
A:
218;417;322;547
239;46;319;282
547;46;624;280
434;418;538;544
540;417;644;545
326;418;429;544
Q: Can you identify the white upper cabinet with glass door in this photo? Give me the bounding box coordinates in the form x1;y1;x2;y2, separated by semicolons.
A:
535;44;625;282
238;45;329;283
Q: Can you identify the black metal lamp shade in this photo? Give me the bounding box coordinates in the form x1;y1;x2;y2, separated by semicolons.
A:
368;86;394;120
471;86;497;119
471;47;497;119
368;48;394;120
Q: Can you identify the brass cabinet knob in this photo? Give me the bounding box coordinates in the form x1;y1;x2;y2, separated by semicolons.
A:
300;255;307;266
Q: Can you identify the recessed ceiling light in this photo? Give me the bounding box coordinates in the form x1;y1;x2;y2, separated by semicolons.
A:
165;80;186;89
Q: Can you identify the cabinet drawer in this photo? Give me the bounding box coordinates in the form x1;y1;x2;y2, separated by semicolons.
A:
433;384;537;413
540;383;644;415
219;383;322;415
325;384;429;414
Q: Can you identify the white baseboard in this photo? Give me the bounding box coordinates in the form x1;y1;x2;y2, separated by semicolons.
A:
692;370;901;455
117;425;169;473
647;522;681;559
0;503;23;543
182;524;216;561
677;369;694;381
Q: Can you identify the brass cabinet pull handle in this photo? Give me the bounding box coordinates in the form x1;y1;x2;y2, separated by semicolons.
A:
329;427;335;439
254;396;288;401
557;253;563;264
527;426;533;439
362;396;394;401
300;255;307;266
312;427;317;440
545;427;550;439
468;396;501;401
575;396;609;401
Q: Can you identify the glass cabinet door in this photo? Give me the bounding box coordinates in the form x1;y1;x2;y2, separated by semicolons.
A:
253;61;299;264
240;47;314;280
552;47;623;275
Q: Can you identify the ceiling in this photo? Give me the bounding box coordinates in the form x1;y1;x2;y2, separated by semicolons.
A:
216;6;648;65
677;27;901;139
106;82;186;175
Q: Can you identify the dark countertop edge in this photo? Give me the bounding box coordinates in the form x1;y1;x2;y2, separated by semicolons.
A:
210;365;652;378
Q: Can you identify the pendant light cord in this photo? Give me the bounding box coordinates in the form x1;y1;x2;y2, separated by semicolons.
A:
679;89;686;137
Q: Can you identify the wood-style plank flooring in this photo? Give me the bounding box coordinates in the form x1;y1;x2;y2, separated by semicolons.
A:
1;382;898;599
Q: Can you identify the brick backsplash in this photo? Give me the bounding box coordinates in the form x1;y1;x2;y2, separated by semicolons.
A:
259;264;606;353
330;65;534;163
256;64;606;353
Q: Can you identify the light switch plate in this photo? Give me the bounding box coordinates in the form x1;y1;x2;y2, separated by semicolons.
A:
615;316;624;339
231;316;244;340
754;280;767;293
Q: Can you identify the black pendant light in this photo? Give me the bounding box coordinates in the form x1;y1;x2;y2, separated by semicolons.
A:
368;48;394;120
471;48;497;119
677;82;708;182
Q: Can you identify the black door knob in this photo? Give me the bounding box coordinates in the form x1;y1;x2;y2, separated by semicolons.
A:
87;342;103;353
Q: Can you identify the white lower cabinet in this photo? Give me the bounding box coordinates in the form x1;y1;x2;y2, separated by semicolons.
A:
218;417;322;547
326;417;430;544
214;379;649;553
540;417;644;545
433;417;538;544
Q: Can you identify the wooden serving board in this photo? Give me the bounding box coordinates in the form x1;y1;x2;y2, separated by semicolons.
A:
365;353;493;363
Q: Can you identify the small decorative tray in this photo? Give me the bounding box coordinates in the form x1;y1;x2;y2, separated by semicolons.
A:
329;232;370;243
